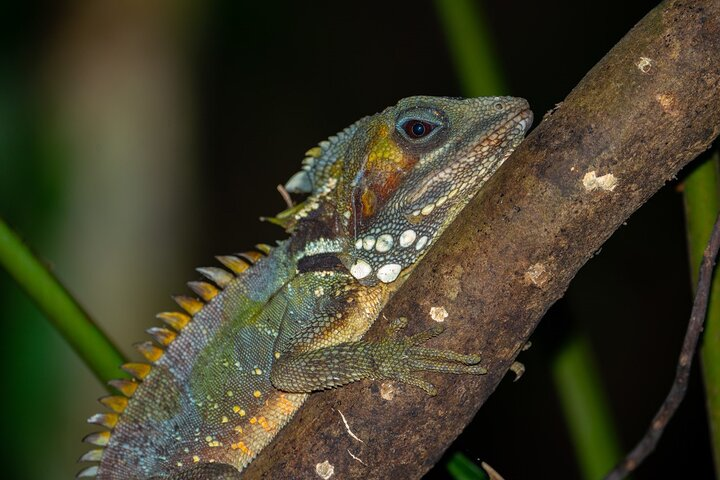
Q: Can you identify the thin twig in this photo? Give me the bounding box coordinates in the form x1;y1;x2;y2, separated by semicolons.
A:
604;212;720;479
276;184;294;209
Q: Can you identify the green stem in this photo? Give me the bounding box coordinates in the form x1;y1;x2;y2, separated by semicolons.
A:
434;1;623;477
0;216;126;387
552;333;623;479
682;150;720;473
433;0;505;96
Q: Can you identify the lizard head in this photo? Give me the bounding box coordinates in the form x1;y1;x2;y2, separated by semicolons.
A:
285;96;532;286
338;96;532;285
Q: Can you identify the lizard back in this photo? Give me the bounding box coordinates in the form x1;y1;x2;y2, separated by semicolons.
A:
89;241;307;478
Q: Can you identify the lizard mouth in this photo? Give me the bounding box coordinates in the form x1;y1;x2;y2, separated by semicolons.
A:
405;107;533;211
506;108;533;137
514;109;534;135
478;108;533;147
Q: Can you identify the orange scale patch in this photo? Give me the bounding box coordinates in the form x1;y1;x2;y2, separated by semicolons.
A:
231;441;252;456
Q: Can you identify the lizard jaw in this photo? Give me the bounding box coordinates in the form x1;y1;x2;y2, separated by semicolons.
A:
405;107;533;221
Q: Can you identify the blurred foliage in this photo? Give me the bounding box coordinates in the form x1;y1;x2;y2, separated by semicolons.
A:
552;333;623;478
0;54;73;480
434;0;505;96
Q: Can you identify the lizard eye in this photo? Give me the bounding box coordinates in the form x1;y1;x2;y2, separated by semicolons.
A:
401;120;436;139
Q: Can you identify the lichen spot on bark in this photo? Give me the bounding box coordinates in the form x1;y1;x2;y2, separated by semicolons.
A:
636;56;652;73
656;93;679;116
316;460;335;479
582;171;618;192
380;381;396;401
524;262;550;287
429;306;448;322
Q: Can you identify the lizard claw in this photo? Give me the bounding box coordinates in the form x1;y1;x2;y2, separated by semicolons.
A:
401;375;438;396
373;323;486;395
509;361;525;381
507;342;530;381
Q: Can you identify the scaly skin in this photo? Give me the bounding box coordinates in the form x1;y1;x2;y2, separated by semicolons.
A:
78;96;532;479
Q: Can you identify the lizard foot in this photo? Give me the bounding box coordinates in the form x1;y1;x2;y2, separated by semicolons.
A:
373;318;487;396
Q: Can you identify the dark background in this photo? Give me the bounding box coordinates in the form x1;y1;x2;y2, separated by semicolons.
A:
0;1;714;478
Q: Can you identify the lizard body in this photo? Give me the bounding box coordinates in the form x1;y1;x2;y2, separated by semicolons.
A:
78;96;532;479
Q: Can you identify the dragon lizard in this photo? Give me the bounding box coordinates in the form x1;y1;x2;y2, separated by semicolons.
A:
77;95;532;479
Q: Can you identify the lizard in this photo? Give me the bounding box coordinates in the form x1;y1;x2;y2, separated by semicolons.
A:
77;95;533;479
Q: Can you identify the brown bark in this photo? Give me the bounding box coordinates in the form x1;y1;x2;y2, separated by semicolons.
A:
245;0;720;477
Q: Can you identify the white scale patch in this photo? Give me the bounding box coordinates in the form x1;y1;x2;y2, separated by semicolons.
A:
376;263;402;283
416;236;429;251
350;259;372;280
305;238;343;256
375;234;393;252
362;236;376;251
399;229;416;248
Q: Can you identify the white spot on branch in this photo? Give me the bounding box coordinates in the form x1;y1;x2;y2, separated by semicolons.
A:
583;171;618;192
429;306;448;322
380;381;396;401
656;93;678;116
524;263;549;287
315;460;335;479
636;56;653;73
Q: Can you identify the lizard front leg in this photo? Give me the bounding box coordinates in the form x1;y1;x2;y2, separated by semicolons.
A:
269;272;487;396
271;322;486;396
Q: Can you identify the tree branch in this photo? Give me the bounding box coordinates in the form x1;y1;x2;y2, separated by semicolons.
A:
245;0;720;477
